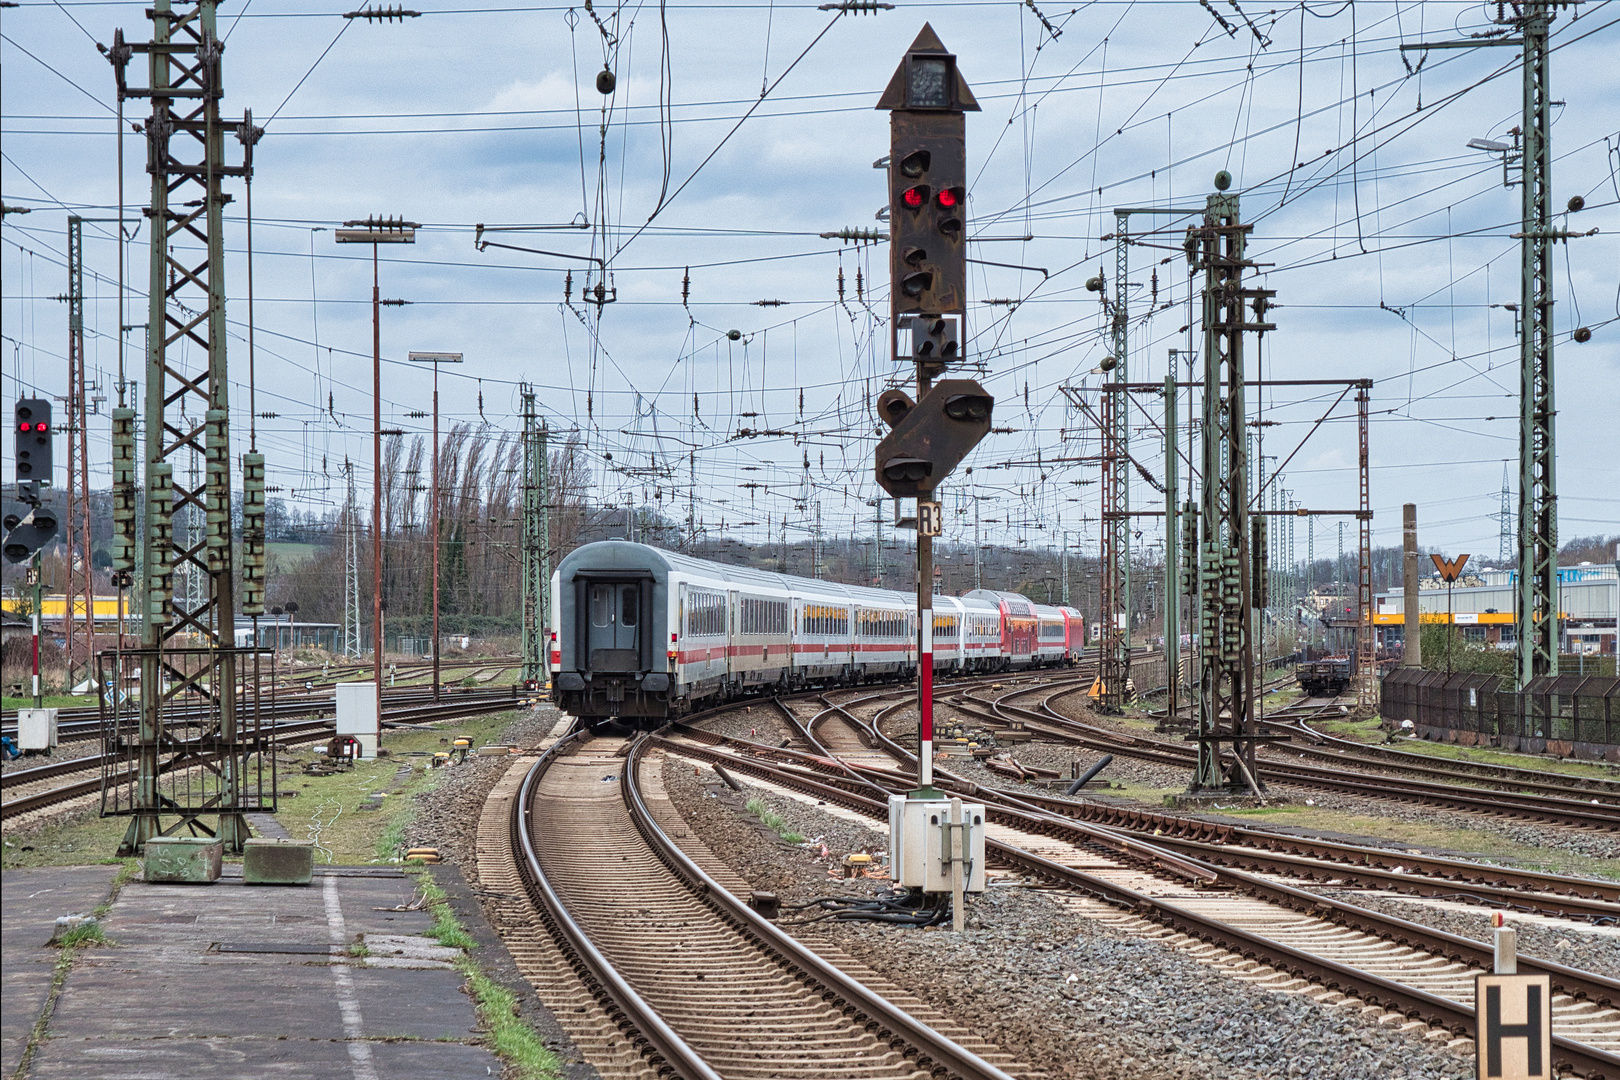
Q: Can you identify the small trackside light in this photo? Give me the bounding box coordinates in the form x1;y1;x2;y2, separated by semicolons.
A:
901;185;929;209
936;187;962;209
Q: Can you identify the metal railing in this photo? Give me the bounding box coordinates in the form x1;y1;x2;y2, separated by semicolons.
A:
1381;667;1619;753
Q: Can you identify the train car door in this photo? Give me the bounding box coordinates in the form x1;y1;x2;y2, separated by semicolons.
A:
727;590;739;681
585;579;643;671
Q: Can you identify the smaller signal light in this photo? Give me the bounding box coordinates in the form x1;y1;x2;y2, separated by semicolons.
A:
901;186;928;209
936;187;961;209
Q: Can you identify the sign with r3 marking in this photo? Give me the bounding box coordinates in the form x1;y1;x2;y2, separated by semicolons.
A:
1475;973;1552;1080
917;501;942;537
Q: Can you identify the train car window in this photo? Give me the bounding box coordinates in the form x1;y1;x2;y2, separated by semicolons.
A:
591;585;613;627
621;587;638;627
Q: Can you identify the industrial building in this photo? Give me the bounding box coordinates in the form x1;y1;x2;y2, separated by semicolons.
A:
1372;562;1618;656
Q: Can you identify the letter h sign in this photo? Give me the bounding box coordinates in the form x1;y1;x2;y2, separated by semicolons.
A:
1475;974;1552;1080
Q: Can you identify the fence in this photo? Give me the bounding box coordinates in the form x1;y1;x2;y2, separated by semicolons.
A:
1380;667;1619;761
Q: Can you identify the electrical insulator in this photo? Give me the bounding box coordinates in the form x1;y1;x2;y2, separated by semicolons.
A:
147;463;174;622
205;410;231;573
1251;517;1268;610
111;408;138;573
241;452;266;615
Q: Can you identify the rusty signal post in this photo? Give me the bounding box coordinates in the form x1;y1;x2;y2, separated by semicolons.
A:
877;26;986;795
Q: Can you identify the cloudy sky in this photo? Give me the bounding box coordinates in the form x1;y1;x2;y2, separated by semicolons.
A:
4;0;1617;571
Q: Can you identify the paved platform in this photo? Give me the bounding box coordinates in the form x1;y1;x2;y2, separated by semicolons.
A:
3;865;502;1079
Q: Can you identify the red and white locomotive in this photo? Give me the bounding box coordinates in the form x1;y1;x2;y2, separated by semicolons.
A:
551;541;1083;723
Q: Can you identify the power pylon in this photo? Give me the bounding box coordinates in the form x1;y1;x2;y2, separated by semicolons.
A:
1496;461;1514;566
342;460;364;659
103;0;264;854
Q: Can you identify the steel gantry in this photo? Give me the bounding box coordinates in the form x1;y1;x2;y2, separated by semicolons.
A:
102;0;268;854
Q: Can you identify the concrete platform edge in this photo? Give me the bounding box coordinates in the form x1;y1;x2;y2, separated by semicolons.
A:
428;862;601;1080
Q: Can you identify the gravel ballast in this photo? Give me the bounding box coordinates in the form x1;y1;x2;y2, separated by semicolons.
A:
403;704;566;883
659;752;1476;1080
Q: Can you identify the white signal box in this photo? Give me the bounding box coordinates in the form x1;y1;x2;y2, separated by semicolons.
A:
335;682;379;759
888;795;986;894
17;708;59;752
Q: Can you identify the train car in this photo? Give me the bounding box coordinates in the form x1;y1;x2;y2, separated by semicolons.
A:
554;540;924;724
849;586;916;681
965;589;1039;670
1032;603;1069;666
1297;657;1352;696
931;597;967;673
1058;605;1085;663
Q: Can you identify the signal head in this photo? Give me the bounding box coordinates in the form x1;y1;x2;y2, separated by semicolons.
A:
899;150;930;178
943;394;992;423
901;185;929;210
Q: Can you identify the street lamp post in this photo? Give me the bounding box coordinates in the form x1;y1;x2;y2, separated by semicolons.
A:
407;351;463;702
335;217;416;749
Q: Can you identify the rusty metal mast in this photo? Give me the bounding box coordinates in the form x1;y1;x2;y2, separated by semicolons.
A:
104;0;265;854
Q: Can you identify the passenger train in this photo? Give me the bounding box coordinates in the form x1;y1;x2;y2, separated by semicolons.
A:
549;541;1083;724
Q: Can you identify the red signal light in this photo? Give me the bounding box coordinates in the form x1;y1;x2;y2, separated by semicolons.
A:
17;423;30;432
936;188;960;209
901;185;928;209
35;421;48;433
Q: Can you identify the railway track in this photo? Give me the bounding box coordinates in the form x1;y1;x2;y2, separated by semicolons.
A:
653;692;1620;1077
953;681;1620;831
497;724;1029;1080
0;690;528;821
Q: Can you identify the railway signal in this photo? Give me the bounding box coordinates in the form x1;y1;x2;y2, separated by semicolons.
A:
873;378;993;499
2;502;59;564
879;26;977;326
13;398;52;500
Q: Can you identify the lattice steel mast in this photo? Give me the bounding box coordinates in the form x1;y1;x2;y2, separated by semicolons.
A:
64;216;96;686
1400;3;1581;688
105;0;264;854
1187;183;1274;795
520;384;550;685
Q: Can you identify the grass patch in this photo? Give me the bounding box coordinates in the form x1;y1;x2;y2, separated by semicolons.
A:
411;868;476;951
53;921;107;948
2;694;97;710
745;796;805;844
406;867;560;1080
458;958;562;1080
1316;722;1620;781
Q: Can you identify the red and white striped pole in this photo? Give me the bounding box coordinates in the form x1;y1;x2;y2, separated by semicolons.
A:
919;600;933;788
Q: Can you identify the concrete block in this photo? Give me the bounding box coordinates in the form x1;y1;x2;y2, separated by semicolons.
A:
475;744;510;756
242;838;315;886
143;837;223;884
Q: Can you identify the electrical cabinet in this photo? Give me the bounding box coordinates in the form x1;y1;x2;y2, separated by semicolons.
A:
888;795;986;894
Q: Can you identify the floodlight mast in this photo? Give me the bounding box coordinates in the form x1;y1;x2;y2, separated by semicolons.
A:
336;219;419;740
407;351;463;700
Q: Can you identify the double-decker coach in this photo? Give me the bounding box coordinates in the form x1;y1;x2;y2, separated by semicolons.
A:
966;589;1039;669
